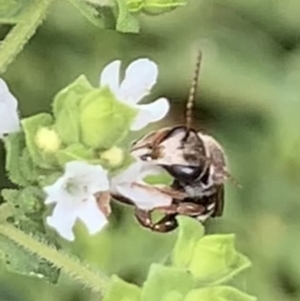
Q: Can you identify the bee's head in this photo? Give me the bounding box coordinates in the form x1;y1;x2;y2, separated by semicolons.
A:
131;126;209;183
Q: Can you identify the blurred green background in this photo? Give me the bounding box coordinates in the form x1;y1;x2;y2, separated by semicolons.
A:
2;0;300;300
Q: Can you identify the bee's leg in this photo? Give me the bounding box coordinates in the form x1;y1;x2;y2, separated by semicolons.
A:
134;208;154;230
176;202;206;217
152;214;178;232
154;203;206;217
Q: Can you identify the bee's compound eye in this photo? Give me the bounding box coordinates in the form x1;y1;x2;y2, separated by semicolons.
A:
163;164;203;183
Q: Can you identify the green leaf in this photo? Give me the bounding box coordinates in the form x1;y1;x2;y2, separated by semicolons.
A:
103;275;141;301
141;264;195;301
79;87;137;149
0;204;14;222
184;286;257;301
1;187;45;233
21;113;58;169
19;148;46;184
125;0;186;13
3;132;29;186
116;0;140;33
56;143;94;166
188;234;251;284
53;75;94;145
4;133;50;186
0;0;29;23
162;291;184;301
67;0;105;28
0;234;59;283
172;216;205;268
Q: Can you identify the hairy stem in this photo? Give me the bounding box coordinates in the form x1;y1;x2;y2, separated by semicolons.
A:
0;223;111;293
0;0;55;74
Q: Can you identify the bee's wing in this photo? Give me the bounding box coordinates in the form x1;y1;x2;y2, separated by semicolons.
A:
211;184;224;217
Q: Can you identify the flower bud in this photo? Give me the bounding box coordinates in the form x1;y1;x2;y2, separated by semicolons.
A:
100;146;124;167
35;127;61;153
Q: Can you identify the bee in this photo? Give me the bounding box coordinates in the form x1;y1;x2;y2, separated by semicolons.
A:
114;51;231;232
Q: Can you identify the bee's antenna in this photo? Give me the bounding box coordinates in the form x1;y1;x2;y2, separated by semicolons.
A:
186;50;202;130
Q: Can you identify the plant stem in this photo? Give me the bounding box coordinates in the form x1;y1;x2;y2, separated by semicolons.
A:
0;223;111;293
0;0;55;74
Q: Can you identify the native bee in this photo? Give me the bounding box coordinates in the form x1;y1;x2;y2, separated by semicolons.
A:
114;51;231;232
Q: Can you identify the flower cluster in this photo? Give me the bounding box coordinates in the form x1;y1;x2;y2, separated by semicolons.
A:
0;59;172;241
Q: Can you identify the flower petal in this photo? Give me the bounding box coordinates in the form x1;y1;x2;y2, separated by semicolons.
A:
46;200;78;241
115;182;172;210
119;59;158;104
65;161;110;193
130;97;169;131
99;60;121;95
0;78;20;137
111;161;143;187
77;196;108;235
44;177;71;204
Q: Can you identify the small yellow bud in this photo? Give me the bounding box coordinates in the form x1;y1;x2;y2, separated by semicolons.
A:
100;146;124;167
35;127;61;153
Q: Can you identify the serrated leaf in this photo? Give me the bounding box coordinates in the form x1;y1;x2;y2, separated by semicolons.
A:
142;264;195;301
3;132;29;186
0;0;31;23
19;148;46;184
116;0;139;33
172;216;204;268
0;234;59;283
56;143;94;166
188;234;251;284
103;275;141;301
53;75;93;145
79;87;137;149
184;286;257;301
1;187;45;233
1;188;20;210
21;113;58;169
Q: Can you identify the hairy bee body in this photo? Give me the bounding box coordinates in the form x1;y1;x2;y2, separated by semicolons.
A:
129;125;228;232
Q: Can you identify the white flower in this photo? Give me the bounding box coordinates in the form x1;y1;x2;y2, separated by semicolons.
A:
111;161;173;210
99;58;170;131
0;78;20;138
44;161;110;241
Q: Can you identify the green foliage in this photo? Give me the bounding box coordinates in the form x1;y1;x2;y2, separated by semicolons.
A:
116;0;140;33
0;0;29;23
188;234;251;284
126;0;187;13
172;217;251;285
56;143;94;166
141;264;195;301
21;113;58;169
4;132;29;186
0;234;59;283
172;217;204;268
68;0;106;28
184;286;257;301
79;87;137;149
53;75;93;145
103;275;141;301
100;218;254;301
1;187;45;233
0;0;54;73
0;188;59;283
